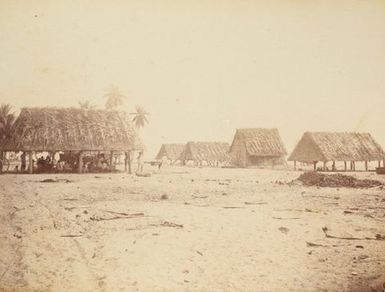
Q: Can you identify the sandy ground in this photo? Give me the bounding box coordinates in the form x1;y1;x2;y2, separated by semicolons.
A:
0;167;385;292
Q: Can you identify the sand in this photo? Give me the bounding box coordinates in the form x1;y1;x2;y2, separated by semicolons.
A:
0;167;385;292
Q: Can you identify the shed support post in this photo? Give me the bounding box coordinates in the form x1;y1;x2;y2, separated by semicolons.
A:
128;151;132;174
0;151;3;174
124;152;128;172
313;161;317;171
294;160;296;171
78;151;84;173
344;161;347;172
323;161;327;172
365;161;368;171
378;161;381;168
110;151;114;172
28;151;33;174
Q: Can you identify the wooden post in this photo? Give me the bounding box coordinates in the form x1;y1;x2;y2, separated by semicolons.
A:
323;161;327;172
344;161;347;172
0;151;3;174
128;151;132;174
378;161;381;168
294;160;297;170
313;161;317;171
78;151;83;173
124;152;128;172
28;151;33;174
365;161;368;171
110;151;114;172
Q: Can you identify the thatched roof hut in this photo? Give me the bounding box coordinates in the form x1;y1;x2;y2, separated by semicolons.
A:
288;132;385;171
229;128;287;168
0;107;143;152
155;144;185;162
179;142;230;166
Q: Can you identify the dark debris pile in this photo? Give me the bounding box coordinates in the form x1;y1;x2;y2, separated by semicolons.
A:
296;172;383;188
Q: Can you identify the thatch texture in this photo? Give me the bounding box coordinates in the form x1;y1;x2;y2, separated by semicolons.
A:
229;128;287;168
155;144;185;161
288;132;385;162
230;128;287;156
179;142;230;164
0;107;143;152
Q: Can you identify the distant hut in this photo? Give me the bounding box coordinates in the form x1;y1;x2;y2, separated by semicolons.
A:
155;144;185;165
0;107;143;174
179;142;230;167
288;132;385;171
229;128;287;168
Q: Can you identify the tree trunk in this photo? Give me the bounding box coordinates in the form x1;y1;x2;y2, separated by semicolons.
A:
294;161;296;171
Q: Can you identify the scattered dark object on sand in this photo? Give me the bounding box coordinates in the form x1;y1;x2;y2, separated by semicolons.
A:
295;172;383;188
161;221;183;228
40;178;72;183
135;172;151;177
322;226;385;241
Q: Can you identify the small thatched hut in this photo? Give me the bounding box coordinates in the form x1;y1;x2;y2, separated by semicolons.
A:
288;132;385;171
229;128;287;168
0;107;143;173
155;143;185;165
179;142;230;167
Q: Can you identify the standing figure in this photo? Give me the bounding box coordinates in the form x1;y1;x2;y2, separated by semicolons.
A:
20;152;26;172
136;152;143;173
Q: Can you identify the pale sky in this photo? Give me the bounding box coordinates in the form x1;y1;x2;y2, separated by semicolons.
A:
0;0;384;158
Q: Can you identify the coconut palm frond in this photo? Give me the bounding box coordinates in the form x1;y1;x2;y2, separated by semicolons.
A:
0;103;16;140
130;105;149;129
103;86;127;110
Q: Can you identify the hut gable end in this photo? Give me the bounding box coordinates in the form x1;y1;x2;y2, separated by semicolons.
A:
288;132;326;162
155;144;185;161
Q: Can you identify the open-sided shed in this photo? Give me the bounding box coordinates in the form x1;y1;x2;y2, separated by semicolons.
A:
0;107;143;173
288;132;385;171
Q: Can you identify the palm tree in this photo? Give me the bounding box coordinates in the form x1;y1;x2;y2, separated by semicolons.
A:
78;100;96;110
104;86;126;110
0;104;15;141
130;106;149;128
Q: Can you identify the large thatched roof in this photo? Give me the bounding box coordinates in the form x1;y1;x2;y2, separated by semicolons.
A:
179;142;230;162
229;128;287;156
0;107;143;152
288;132;385;162
155;143;185;160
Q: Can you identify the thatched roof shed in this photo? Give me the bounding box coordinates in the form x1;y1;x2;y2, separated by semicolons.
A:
155;144;185;161
229;128;287;168
288;132;385;163
179;142;230;166
0;107;143;152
